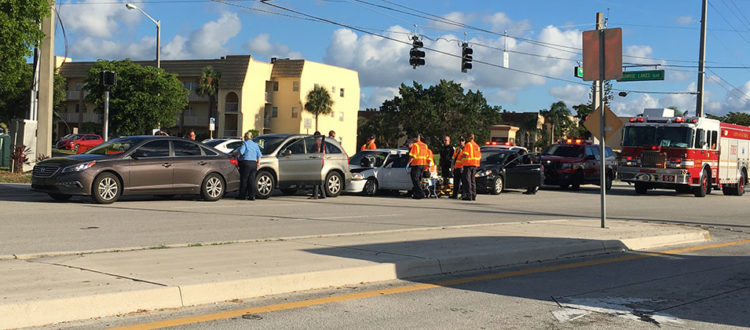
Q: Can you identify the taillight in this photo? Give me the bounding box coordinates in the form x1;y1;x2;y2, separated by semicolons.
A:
230;159;238;167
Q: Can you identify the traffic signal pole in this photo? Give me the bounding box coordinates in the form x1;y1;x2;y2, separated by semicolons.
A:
696;0;707;117
596;12;607;229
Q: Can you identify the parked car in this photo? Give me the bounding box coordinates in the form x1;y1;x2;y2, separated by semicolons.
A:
56;134;103;153
203;138;243;154
31;136;240;204
481;144;529;153
248;134;351;199
475;149;544;195
345;149;412;195
540;140;616;190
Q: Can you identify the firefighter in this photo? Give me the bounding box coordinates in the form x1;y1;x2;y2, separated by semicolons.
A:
361;135;377;150
408;133;429;199
451;136;465;199
460;133;481;201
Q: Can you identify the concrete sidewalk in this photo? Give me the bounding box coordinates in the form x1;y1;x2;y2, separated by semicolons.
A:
0;219;709;329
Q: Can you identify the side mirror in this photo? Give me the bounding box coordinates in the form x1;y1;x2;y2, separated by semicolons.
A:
281;149;292;157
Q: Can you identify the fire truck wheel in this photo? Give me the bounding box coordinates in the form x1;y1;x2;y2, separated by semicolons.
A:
736;172;745;196
693;169;710;197
634;182;648;195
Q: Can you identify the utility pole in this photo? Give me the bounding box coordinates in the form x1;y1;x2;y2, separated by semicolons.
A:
37;0;55;158
696;0;708;117
596;12;607;229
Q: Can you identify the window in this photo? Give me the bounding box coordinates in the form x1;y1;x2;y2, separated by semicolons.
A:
183;81;196;93
291;107;299;118
314;83;319;89
74;104;80;113
85;135;99;140
325;142;343;154
227;141;243;150
339;112;344;122
331;86;336;94
284;139;306;154
293;81;299;92
305;136;326;154
585;146;599;160
711;130;718;149
133;140;170;158
695;129;705;148
201;146;218;156
340;88;345;97
272;81;279;91
272;107;278;118
173;140;202;157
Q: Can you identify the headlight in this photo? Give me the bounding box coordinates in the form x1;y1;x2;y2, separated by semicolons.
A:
351;173;364;180
61;161;96;173
475;170;492;177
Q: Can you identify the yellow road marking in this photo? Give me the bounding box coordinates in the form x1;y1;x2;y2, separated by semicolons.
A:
112;238;750;330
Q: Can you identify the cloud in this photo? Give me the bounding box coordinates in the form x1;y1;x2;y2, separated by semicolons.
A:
69;36;157;61
549;84;589;106
429;12;472;31
721;80;750;112
676;16;694;25
361;87;399;109
187;12;242;58
243;34;303;60
484;12;531;34
59;0;141;38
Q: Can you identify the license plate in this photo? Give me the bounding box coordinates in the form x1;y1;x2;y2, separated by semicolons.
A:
661;175;675;182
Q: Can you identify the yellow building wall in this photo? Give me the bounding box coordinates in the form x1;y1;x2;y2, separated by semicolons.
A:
238;58;273;136
298;62;360;155
269;77;303;134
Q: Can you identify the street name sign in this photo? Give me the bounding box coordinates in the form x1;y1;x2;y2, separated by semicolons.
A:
617;70;665;82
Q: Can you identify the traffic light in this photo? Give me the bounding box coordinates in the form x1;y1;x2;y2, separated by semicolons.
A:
574;66;583;78
461;42;473;73
409;35;425;68
100;70;117;88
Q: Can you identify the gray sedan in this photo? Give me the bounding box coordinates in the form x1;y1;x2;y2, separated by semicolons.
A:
31;136;240;204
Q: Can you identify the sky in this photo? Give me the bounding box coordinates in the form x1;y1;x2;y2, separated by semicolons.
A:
53;0;750;117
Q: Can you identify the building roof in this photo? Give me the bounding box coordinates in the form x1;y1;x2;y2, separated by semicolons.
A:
271;59;305;78
57;55;252;89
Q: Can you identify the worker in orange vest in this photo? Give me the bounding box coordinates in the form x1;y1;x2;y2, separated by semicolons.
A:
361;135;377;151
408;133;430;199
459;133;481;201
450;136;466;199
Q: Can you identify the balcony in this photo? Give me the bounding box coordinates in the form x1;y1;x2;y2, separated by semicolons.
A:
62;113;101;123
225;102;239;114
188;92;209;102
65;91;88;101
265;92;273;103
179;115;206;127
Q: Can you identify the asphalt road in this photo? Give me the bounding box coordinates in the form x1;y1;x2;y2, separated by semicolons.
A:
2;182;749;256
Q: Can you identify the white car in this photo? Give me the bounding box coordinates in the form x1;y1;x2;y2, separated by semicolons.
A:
202;138;243;154
346;149;414;195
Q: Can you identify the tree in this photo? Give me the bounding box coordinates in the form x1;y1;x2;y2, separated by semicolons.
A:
571;103;593;139
722;112;750;126
195;66;220;127
304;85;334;131
84;59;188;136
540;101;574;144
0;63;66;126
0;0;49;96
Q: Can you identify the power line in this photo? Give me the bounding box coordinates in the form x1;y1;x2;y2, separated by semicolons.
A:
708;0;750;47
708;68;750;102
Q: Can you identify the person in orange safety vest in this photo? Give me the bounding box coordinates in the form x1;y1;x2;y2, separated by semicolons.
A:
459;133;481;201
408;133;430;199
451;136;466;199
361;135;377;151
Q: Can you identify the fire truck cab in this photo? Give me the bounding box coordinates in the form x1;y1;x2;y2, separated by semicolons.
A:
618;108;750;197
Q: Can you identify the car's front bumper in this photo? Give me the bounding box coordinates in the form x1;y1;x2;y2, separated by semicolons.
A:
31;173;93;196
345;178;366;193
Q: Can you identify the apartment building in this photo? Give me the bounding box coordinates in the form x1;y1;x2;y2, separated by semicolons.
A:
56;56;360;154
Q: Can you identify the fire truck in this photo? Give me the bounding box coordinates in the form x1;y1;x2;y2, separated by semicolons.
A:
618;108;750;197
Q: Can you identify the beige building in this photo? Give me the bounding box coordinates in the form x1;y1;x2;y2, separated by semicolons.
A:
56;56;360;154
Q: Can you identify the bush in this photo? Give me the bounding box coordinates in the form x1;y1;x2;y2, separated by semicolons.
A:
10;144;30;173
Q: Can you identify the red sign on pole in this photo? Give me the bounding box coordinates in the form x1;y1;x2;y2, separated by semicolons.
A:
582;28;622;81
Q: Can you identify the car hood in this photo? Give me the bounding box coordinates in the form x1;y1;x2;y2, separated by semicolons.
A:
350;166;376;173
540;155;582;163
478;163;502;171
37;154;111;167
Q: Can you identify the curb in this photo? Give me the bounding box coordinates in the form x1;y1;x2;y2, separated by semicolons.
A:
0;229;709;329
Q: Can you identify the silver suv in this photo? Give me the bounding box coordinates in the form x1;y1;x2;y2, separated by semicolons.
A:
252;134;351;199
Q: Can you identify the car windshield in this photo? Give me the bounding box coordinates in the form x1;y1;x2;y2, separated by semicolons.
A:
84;137;139;155
480;151;508;165
350;151;389;168
203;139;226;147
622;126;694;148
542;145;584;157
253;136;287;155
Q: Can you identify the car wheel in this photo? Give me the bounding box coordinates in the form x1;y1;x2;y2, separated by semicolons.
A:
634;182;648;195
693;169;709;197
201;173;225;201
324;171;344;197
280;187;298;195
73;144;80;153
363;178;378;196
491;176;503;195
525;185;539;194
255;171;274;199
49;193;72;201
92;172;121;204
605;172;613;191
571;171;583;191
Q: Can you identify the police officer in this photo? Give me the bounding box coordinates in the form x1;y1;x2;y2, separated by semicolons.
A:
439;135;454;181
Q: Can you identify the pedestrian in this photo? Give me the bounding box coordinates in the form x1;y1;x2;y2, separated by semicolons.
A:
186;130;196;141
235;130;263;200
408;133;429;199
361;135;377;150
439;135;454;181
310;132;327;199
460;133;481;201
328;130;336;140
155;130;169;136
451;136;465;199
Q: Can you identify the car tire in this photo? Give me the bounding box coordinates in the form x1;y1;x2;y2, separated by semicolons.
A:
92;172;121;204
491;176;503;195
634;182;648;195
73;144;80;153
255;171;274;199
280;187;298;195
324;171;344;197
693;169;710;197
363;178;378;196
605;172;613;191
525;185;539;194
49;193;72;201
200;173;225;201
571;171;583;191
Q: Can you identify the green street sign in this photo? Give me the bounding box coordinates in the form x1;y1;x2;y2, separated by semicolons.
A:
617;70;665;82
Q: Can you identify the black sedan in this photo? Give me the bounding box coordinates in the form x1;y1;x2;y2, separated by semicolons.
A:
475;149;544;195
31;136;240;204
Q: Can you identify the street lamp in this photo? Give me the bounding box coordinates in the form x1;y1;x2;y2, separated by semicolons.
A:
125;3;160;69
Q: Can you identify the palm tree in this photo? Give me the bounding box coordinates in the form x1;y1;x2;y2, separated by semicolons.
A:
304;85;334;131
541;101;573;144
195;66;220;130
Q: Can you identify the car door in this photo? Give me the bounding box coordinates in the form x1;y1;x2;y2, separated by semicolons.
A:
584;146;600;183
380;153;411;190
126;139;173;193
277;138;312;185
171;140;208;193
504;153;525;188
